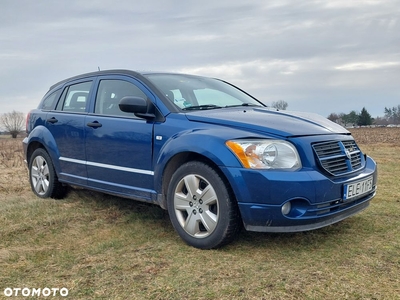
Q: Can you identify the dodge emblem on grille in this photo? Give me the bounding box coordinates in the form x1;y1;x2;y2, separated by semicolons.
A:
345;149;352;159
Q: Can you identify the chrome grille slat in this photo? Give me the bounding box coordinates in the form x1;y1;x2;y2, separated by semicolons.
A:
312;140;364;176
313;143;342;157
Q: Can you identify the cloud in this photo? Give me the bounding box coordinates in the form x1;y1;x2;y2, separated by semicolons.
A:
0;0;399;119
335;61;400;71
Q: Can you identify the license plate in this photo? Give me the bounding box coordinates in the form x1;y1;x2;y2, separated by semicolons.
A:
343;176;373;200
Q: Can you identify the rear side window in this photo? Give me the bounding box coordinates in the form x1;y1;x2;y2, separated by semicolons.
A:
94;79;146;117
56;81;92;113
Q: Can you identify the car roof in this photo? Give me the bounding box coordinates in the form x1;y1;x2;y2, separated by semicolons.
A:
49;69;146;90
48;69;207;91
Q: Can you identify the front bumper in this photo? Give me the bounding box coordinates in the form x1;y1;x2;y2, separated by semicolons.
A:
222;155;377;232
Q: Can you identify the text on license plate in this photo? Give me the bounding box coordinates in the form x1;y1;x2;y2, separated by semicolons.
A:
343;176;373;200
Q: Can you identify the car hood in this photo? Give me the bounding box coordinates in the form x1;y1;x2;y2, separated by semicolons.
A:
185;107;349;137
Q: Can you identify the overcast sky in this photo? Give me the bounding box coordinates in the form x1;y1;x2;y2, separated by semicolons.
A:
1;0;399;119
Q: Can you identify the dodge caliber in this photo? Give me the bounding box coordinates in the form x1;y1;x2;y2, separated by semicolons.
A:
23;70;378;249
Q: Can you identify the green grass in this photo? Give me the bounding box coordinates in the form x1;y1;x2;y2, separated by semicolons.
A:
1;139;399;299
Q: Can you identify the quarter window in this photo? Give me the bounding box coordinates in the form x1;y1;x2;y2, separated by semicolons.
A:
41;90;61;110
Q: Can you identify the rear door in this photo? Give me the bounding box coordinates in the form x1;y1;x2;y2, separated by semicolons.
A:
46;79;94;185
84;76;155;200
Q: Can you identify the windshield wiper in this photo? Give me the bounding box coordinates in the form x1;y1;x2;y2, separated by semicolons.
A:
182;104;222;111
225;103;262;108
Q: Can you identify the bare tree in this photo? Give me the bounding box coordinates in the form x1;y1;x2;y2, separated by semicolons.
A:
327;112;340;123
384;104;400;124
271;100;288;110
0;110;25;138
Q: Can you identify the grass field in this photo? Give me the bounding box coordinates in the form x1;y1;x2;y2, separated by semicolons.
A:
0;128;399;299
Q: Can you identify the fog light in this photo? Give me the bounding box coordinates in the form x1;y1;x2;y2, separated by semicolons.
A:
282;202;291;215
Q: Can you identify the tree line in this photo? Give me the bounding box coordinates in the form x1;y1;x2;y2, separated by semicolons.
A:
272;101;400;127
327;107;372;127
328;104;400;127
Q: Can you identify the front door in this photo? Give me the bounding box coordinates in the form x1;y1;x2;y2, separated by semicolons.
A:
84;77;154;200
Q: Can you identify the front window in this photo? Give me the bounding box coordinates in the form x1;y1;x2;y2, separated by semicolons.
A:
145;74;264;110
94;79;147;117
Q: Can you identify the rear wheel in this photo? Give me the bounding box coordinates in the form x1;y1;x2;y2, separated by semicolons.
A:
29;148;66;199
167;161;240;249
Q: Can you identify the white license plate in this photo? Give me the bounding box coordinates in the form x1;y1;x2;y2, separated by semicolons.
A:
343;176;373;200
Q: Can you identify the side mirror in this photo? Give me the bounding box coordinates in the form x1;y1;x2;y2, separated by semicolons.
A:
119;96;155;119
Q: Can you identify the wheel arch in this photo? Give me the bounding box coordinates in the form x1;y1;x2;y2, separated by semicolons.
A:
26;141;44;164
24;125;62;175
159;151;237;211
153;128;245;210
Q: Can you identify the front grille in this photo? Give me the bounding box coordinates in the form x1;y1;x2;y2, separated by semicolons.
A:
312;140;364;176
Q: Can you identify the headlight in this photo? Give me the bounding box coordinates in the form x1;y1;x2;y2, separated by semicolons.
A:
226;139;302;170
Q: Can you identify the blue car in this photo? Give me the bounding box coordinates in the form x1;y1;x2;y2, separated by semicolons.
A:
23;70;377;249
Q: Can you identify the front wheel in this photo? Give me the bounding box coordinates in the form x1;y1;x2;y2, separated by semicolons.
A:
167;161;240;249
28;148;66;199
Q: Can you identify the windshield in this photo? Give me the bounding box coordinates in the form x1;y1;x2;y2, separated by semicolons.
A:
144;74;264;110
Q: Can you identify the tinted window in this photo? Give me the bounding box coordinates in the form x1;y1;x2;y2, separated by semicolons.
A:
56;81;92;113
94;79;147;117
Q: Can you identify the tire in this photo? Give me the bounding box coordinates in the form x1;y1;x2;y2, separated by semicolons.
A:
167;161;240;249
28;148;66;199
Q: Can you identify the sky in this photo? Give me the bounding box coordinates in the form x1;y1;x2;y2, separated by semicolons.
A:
1;0;399;120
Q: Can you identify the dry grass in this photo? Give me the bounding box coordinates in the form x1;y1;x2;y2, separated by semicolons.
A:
0;138;26;195
0;130;399;299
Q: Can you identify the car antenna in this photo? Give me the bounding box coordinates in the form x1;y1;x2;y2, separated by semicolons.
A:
98;66;101;71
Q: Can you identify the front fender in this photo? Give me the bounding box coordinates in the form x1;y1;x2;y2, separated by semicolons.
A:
153;128;247;192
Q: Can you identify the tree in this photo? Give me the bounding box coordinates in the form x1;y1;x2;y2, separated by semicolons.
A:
373;116;388;126
358;107;373;126
0;110;25;138
384;105;400;124
341;110;359;127
327;113;340;123
271;100;288;110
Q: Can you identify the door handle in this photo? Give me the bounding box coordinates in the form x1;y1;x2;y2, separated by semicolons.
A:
47;117;58;124
87;121;102;128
